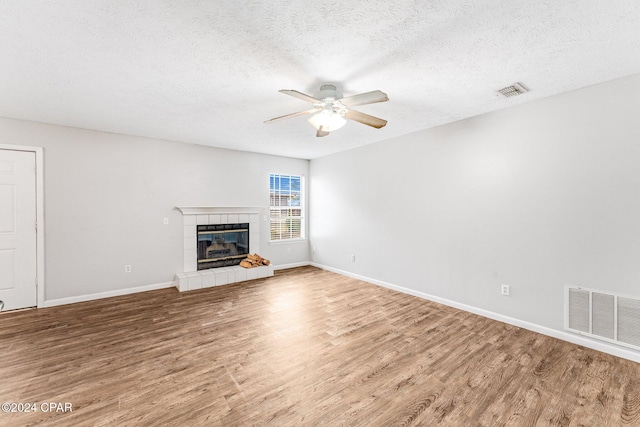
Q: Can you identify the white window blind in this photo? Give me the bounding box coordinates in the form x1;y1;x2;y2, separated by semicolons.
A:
269;174;304;241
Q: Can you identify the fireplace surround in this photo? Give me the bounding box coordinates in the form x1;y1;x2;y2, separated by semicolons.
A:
174;207;274;291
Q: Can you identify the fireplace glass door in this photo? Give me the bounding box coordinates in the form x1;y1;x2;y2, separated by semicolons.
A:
197;223;249;270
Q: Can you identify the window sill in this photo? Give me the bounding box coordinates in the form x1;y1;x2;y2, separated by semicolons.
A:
269;238;307;246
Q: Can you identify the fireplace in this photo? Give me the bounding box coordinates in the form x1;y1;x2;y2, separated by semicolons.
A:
197;223;249;270
175;207;273;292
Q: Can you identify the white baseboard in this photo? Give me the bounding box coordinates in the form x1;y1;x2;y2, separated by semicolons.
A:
273;261;311;271
310;262;640;364
42;281;175;308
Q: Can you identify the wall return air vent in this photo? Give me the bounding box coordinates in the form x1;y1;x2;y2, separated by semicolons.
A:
497;82;529;97
566;286;640;351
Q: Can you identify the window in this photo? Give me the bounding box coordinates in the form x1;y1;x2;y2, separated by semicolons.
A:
269;174;304;241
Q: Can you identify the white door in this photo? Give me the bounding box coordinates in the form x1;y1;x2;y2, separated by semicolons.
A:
0;149;37;311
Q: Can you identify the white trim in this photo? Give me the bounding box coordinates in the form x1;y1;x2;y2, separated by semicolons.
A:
42;281;174;308
273;261;311;271
176;206;261;215
310;262;640;363
0;144;45;309
0;144;42;153
35;148;45;308
269;238;307;245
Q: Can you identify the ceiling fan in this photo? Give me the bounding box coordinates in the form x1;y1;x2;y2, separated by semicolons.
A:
264;84;389;137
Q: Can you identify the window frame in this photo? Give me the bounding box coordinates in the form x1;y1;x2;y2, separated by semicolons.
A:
269;173;305;243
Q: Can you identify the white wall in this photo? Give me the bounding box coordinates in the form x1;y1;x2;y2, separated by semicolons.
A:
0;118;309;302
310;73;640;351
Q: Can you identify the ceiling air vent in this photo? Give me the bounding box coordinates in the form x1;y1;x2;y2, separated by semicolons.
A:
497;82;529;97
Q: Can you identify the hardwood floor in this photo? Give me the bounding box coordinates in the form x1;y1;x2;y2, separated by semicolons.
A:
1;266;639;426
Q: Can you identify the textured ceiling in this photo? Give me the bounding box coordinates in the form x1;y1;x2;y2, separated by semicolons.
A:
1;1;639;159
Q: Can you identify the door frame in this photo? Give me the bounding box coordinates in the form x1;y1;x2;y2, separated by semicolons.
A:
0;144;45;308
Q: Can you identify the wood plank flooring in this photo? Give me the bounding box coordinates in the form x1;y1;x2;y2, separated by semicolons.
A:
1;266;639;426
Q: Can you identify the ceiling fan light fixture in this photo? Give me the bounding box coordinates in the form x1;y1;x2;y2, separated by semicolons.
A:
308;110;346;132
265;84;388;137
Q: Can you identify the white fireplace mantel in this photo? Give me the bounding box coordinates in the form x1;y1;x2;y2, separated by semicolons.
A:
176;206;262;216
174;206;273;292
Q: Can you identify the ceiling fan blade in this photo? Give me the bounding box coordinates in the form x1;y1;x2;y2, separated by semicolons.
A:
344;109;387;129
316;127;330;137
264;108;320;124
279;89;319;103
339;90;389;107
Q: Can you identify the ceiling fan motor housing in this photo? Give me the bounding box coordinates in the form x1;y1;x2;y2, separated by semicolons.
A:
313;84;348;116
314;84;342;101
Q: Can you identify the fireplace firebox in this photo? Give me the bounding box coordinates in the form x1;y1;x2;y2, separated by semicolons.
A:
197;223;249;270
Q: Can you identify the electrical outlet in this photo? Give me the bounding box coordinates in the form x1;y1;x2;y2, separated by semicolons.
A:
350;254;356;262
501;284;510;296
312;246;316;255
163;217;169;225
124;265;132;273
